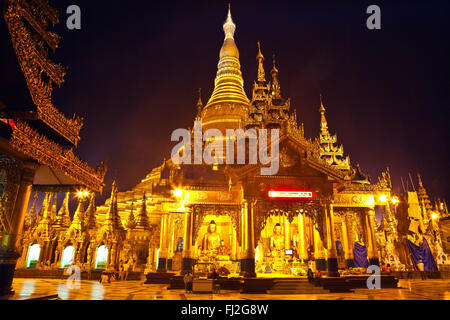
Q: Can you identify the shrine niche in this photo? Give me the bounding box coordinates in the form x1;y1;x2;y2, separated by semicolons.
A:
194;213;237;266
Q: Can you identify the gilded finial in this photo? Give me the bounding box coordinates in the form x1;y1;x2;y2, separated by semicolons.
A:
271;54;278;74
256;41;266;82
223;4;236;40
417;173;423;187
319;94;328;132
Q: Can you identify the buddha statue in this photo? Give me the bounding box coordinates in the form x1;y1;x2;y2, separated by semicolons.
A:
269;223;285;257
217;240;229;256
202;220;221;255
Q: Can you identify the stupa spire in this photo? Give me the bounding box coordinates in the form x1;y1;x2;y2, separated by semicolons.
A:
270;54;282;101
223;4;236;40
84;193;97;229
53;192;71;229
319;94;328;134
196;88;203;119
256;41;265;82
126;202;136;229
203;6;250;130
135;191;150;230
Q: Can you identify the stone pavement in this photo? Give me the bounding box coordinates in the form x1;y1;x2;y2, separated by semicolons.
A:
6;278;450;300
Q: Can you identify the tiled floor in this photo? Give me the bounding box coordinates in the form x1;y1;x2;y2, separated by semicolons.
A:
6;278;450;300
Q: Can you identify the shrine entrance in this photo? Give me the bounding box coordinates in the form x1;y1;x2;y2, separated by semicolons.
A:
253;200;324;277
60;246;75;268
26;244;40;269
194;213;239;275
94;245;108;269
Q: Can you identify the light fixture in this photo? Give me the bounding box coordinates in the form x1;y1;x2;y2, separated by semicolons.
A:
391;196;399;205
378;194;388;202
173;189;183;198
431;213;439;220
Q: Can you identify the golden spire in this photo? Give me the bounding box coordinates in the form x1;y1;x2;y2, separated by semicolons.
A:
196;88;203;119
319;94;328;133
54;192;71;229
25;192;38;229
270;54;281;100
84;193;97;229
126;202;136;229
203;6;250;131
256;41;265;82
223;4;236;41
135;191;150;230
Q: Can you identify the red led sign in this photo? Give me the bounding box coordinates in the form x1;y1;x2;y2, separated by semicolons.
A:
267;190;313;199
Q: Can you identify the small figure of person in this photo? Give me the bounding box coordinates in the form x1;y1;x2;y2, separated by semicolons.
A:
307;268;314;283
119;260;124;280
123;259;130;281
183;272;193;293
210;267;219;280
385;263;392;274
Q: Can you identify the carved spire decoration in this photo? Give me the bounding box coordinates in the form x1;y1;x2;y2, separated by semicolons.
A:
126;202;136;229
317;95;350;171
25;192;38;230
84;193;97;230
417;173;432;221
223;3;236;40
196;88;203;119
256;41;265;82
104;180;125;231
53;192;71;229
135;191;150;230
270;54;282;101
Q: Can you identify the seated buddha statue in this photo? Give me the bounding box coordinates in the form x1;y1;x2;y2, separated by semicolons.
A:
217;240;231;261
269;223;285;258
202;220;221;257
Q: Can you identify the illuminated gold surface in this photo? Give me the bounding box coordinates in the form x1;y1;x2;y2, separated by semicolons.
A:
7;278;450;300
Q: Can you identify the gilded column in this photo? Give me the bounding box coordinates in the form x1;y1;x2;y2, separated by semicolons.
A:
326;203;339;276
364;210;375;265
313;223;326;271
167;215;174;271
342;215;354;268
298;213;308;262
368;209;380;266
181;207;194;274
284;215;290;250
157;213;169;272
240;201;256;277
0;162;37;296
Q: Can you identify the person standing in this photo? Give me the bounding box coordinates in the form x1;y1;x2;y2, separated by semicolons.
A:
184;273;193;293
123;259;130;281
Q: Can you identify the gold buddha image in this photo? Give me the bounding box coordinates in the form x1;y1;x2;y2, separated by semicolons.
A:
269;223;285;258
201;220;221;256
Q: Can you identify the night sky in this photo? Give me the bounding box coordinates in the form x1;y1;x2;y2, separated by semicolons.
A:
25;0;450;204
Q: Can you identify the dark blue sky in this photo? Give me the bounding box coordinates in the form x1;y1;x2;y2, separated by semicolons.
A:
43;0;449;204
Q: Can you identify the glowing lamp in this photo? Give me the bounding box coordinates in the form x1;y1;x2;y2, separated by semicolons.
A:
268;190;313;199
173;189;184;198
431;213;439;220
391;197;399;205
378;195;388;202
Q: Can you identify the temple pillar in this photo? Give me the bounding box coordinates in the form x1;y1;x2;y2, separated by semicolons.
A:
284;215;290;250
231;229;237;261
343;215;354;268
0;162;37;296
298;213;308;262
313;224;326;271
239;201;256;277
167;215;174;271
367;209;380;266
326;203;339;276
181;207;194;274
157;213;169;272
